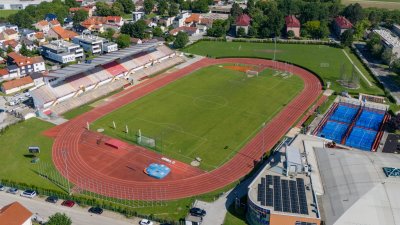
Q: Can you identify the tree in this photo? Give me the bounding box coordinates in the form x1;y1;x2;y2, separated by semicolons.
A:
191;0;210;13
371;43;383;58
65;0;79;8
19;43;29;56
391;58;400;75
382;49;394;65
152;26;163;37
158;0;168;15
116;0;135;13
367;33;381;50
230;3;243;19
353;19;371;40
47;213;72;225
236;27;246;37
287;30;295;39
95;2;113;16
121;20;148;39
116;34;131;48
111;2;124;16
100;28;116;40
340;29;354;47
248;26;257;37
8;10;34;28
169;2;180;17
173;31;189;48
6;45;13;54
343;3;364;24
72;9;88;26
144;0;155;14
303;20;328;39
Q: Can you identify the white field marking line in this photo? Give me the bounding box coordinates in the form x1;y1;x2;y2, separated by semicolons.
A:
342;49;373;87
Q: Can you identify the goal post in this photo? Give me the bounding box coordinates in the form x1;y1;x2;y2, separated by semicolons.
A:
246;70;259;77
136;130;156;149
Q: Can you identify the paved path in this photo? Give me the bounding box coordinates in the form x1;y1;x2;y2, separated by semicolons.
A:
0;192;152;225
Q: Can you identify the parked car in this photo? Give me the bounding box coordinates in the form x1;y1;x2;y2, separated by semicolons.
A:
61;200;75;207
88;207;103;215
0;185;5;191
7;188;18;194
20;190;37;198
190;207;206;217
46;196;59;203
139;219;154;225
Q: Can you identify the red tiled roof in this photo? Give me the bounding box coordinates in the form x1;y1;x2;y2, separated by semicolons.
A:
50;19;60;26
35;32;45;39
3;29;17;35
106;16;122;23
7;52;44;67
70;7;90;12
0;202;32;225
185;14;200;24
51;26;78;39
0;69;9;77
285;15;300;28
2;76;34;91
169;26;198;35
3;39;19;48
235;14;251;26
335;16;353;29
36;20;49;27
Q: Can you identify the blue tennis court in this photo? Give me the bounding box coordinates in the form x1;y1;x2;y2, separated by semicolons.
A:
330;104;359;123
345;127;378;151
355;110;385;131
318;121;349;143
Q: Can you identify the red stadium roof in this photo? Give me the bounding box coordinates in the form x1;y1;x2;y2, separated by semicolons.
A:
335;16;353;29
102;61;127;76
236;14;251;26
285;15;300;28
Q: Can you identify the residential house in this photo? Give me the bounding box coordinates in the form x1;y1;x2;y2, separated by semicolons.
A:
0;68;9;80
49;19;61;28
285;15;301;38
1;28;19;41
69;6;96;17
81;16;124;33
0;24;18;33
173;11;191;28
131;38;143;45
0;202;33;225
184;13;201;27
235;14;251;35
47;26;79;41
333;16;352;36
34;32;46;44
158;16;175;27
20;38;37;51
7;52;46;78
21;29;37;40
2;40;21;52
133;11;145;22
1;76;35;94
40;40;84;64
72;35;118;54
144;19;157;28
34;20;50;34
169;26;199;36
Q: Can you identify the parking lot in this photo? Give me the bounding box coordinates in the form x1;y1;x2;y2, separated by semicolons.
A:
0;92;36;129
0;184;159;225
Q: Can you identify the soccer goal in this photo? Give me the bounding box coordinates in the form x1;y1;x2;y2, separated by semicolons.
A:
246;70;259;77
137;130;156;148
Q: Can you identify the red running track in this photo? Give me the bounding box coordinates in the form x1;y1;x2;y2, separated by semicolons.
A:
51;58;322;200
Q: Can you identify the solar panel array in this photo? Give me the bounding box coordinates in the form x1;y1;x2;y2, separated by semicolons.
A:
257;175;309;215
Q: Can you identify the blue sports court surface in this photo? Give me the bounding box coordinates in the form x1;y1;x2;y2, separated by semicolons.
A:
317;103;386;151
144;163;171;179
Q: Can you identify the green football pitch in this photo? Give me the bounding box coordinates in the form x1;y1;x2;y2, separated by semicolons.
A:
92;65;303;171
183;41;384;96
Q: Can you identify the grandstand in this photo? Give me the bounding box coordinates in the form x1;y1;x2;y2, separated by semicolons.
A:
313;98;390;151
31;43;179;115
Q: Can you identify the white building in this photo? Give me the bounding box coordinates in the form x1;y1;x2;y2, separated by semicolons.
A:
0;0;51;9
72;35;118;54
373;29;400;58
173;11;191;28
7;52;46;78
40;40;84;64
132;11;145;22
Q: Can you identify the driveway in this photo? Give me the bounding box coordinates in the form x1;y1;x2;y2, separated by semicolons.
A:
0;191;156;225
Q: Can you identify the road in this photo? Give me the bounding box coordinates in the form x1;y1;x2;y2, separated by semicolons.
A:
0;191;152;225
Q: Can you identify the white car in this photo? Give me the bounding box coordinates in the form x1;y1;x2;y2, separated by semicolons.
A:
139;219;153;225
20;190;36;198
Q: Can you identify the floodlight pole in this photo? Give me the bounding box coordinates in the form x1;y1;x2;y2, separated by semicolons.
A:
62;149;71;195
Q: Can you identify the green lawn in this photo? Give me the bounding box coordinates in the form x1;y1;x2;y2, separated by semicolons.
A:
62;104;93;120
183;41;384;96
0;10;19;18
92;65;303;171
0;118;62;191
